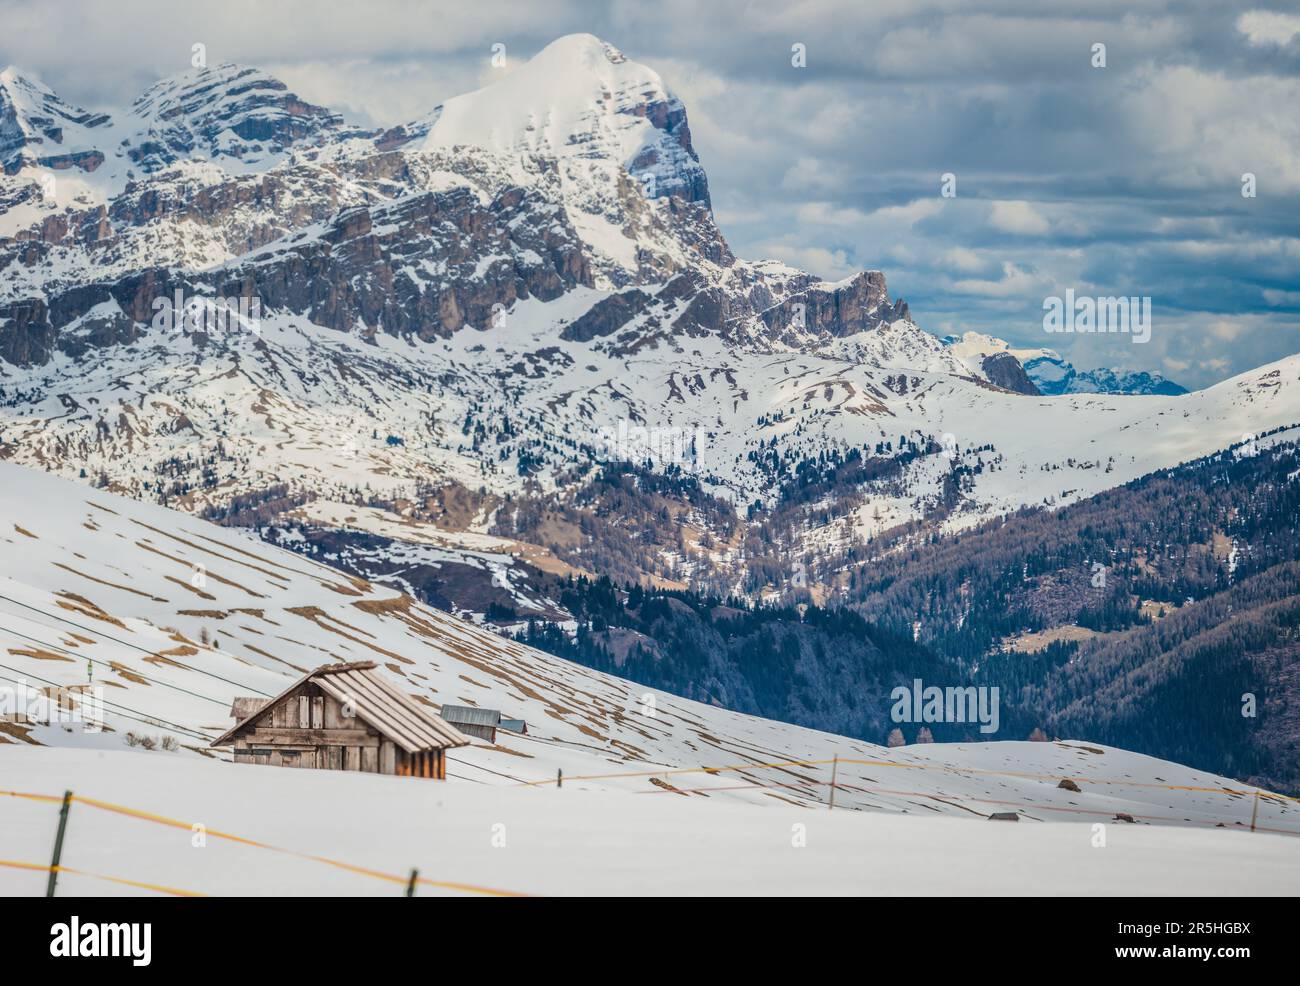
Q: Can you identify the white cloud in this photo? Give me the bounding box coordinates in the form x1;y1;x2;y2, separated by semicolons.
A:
780;158;845;194
755;243;857;280
948;262;1042;298
1263;288;1300;307
1121;65;1300;194
988;200;1050;236
941;246;990;274
1237;10;1300;47
1208;318;1249;342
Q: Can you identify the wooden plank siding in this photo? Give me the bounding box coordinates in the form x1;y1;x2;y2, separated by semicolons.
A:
231;684;390;771
216;663;469;778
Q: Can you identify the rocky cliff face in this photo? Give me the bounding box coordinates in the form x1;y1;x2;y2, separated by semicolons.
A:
123;63;347;173
758;271;911;342
0;67;111;175
979;351;1040;395
0;39;926;368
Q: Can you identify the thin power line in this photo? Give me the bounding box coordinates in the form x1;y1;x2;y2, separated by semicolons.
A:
0;618;230;708
0;668;213;742
0;591;272;696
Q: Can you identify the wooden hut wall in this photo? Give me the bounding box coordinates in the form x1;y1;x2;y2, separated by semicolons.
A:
231;682;398;774
452;721;497;743
229;680;451;778
393;749;446;779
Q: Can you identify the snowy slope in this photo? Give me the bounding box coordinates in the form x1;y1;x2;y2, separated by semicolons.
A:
1;459;1296;849
2;462;1297;896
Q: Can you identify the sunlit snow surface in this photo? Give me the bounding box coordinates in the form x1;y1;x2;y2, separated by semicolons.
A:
1;462;1296;895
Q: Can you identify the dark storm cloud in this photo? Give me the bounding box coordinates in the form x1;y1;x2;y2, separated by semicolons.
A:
2;0;1297;387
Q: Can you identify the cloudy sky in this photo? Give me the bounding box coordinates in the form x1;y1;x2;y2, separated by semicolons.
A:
3;0;1298;387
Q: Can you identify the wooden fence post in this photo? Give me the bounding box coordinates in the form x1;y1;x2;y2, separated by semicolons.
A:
46;790;72;898
557;768;562;789
406;868;419;897
828;755;839;811
1250;789;1260;833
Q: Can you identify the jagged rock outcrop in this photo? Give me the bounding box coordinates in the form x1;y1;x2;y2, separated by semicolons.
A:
561;288;653;342
0;67;112;175
123;64;347;172
980;351;1040;395
759;271;911;341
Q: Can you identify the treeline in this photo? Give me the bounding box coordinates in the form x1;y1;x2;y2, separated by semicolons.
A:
199;483;313;527
519;575;972;744
1021;560;1300;793
849;437;1300;663
491;462;740;586
844;432;1300;792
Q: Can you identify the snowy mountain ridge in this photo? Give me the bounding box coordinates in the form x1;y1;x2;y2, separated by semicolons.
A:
1;34;1296;601
944;331;1189;396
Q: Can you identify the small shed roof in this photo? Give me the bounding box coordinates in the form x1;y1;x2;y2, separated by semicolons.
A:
211;662;471;753
439;704;501;728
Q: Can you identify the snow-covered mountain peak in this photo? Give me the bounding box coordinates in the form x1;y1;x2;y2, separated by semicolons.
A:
123;62;347;173
0;42;1270;545
131;62;294;118
420;33;709;207
946;329;1052;361
0;65;37;97
0;67;112;175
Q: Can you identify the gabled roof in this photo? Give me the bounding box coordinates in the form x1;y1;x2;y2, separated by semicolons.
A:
439;704;502;728
211;662;470;753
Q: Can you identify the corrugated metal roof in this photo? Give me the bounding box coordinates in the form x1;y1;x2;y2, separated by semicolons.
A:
210;662;471;753
439;704;501;727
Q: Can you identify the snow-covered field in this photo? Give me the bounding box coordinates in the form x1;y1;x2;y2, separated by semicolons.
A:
1;460;1298;895
4;747;1297;896
5;31;1300;899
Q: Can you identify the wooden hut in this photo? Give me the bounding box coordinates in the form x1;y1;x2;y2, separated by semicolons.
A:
438;704;502;742
438;705;528;743
210;662;469;778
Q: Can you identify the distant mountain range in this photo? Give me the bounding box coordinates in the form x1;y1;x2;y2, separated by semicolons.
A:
0;36;1273;545
2;34;1297;792
943;331;1188;396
